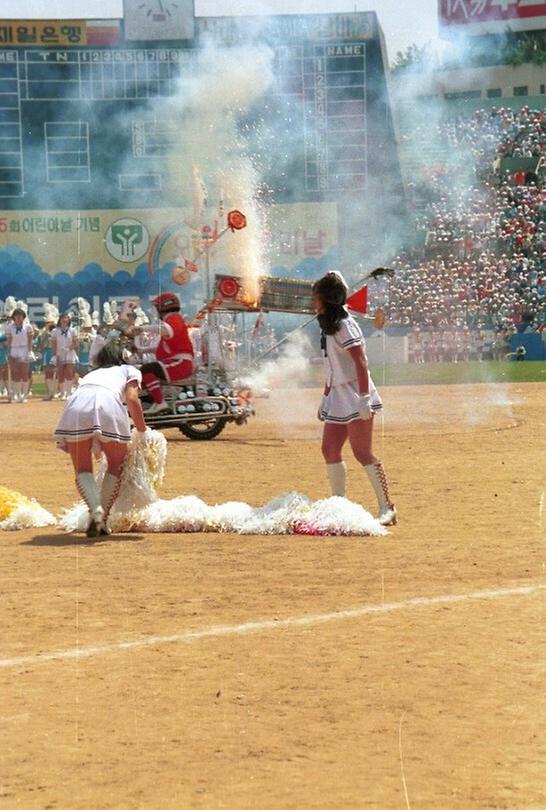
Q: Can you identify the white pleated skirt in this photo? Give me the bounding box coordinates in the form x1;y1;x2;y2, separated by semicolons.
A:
320;380;383;424
54;385;132;449
56;349;79;365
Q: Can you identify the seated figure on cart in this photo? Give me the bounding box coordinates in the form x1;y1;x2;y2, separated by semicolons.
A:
140;292;194;415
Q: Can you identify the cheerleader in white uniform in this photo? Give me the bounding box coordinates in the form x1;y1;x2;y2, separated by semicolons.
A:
54;341;148;537
312;272;396;526
51;313;79;400
6;307;33;402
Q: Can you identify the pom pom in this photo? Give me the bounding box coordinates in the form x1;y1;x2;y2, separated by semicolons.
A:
0;485;56;531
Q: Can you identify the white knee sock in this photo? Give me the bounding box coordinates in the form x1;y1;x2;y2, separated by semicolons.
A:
327;462;347;497
76;472;103;521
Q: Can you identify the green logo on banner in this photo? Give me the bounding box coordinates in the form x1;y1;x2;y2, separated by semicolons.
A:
106;218;150;262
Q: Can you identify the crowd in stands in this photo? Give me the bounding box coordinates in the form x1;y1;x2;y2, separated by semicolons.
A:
387;105;546;360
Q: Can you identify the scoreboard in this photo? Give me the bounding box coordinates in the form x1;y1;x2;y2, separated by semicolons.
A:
0;45;195;209
270;41;368;195
0;11;403;310
0;11;400;210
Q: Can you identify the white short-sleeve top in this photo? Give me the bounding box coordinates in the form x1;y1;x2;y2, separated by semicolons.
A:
51;325;78;356
7;321;33;354
321;314;366;387
79;364;142;401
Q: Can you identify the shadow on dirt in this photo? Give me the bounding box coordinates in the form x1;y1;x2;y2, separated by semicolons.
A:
22;533;145;547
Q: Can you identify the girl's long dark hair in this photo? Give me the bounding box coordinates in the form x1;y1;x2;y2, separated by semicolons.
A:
312;272;349;335
96;340;126;368
56;313;71;328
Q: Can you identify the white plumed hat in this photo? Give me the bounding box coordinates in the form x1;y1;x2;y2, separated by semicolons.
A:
43;302;60;323
4;296;16;317
77;296;91;314
134;306;149;326
103;301;114;324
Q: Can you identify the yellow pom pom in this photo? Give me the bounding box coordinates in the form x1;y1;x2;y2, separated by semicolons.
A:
0;485;35;520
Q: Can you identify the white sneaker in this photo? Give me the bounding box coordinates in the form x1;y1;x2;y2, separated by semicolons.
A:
145;401;170;415
378;505;397;526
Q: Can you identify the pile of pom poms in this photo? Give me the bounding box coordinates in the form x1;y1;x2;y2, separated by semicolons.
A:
3;430;386;537
0;485;56;531
59;491;386;537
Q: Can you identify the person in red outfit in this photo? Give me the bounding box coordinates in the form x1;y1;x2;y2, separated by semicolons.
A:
140;292;194;415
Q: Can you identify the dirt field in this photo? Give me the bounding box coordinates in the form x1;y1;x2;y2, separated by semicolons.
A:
1;382;545;809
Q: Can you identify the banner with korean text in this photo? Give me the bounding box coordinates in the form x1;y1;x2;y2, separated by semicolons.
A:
0;203;338;321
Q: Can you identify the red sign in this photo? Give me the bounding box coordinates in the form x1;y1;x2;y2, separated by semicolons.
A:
440;0;546;31
227;210;247;232
218;276;240;299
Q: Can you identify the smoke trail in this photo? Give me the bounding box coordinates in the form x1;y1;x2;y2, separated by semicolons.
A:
245;331;314;393
158;43;275;302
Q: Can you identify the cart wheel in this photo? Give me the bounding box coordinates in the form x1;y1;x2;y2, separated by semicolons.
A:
178;418;226;440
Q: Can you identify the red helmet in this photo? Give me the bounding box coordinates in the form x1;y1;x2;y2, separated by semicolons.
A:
151;292;180;313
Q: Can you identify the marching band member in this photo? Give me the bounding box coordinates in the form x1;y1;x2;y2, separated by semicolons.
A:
38;303;59;400
0;316;8;399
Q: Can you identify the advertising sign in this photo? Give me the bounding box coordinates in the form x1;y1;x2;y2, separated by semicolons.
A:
0;203;338;320
0;20;121;48
439;0;546;35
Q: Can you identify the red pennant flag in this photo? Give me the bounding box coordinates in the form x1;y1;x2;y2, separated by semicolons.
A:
346;286;368;314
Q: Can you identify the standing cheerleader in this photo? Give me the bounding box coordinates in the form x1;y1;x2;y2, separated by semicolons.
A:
6;307;33;403
51;313;79;400
312;272;397;526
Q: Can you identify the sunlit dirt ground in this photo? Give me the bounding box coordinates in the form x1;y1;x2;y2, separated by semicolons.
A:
1;382;545;808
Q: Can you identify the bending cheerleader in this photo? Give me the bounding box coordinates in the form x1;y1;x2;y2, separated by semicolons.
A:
312;272;397;526
54;341;148;537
